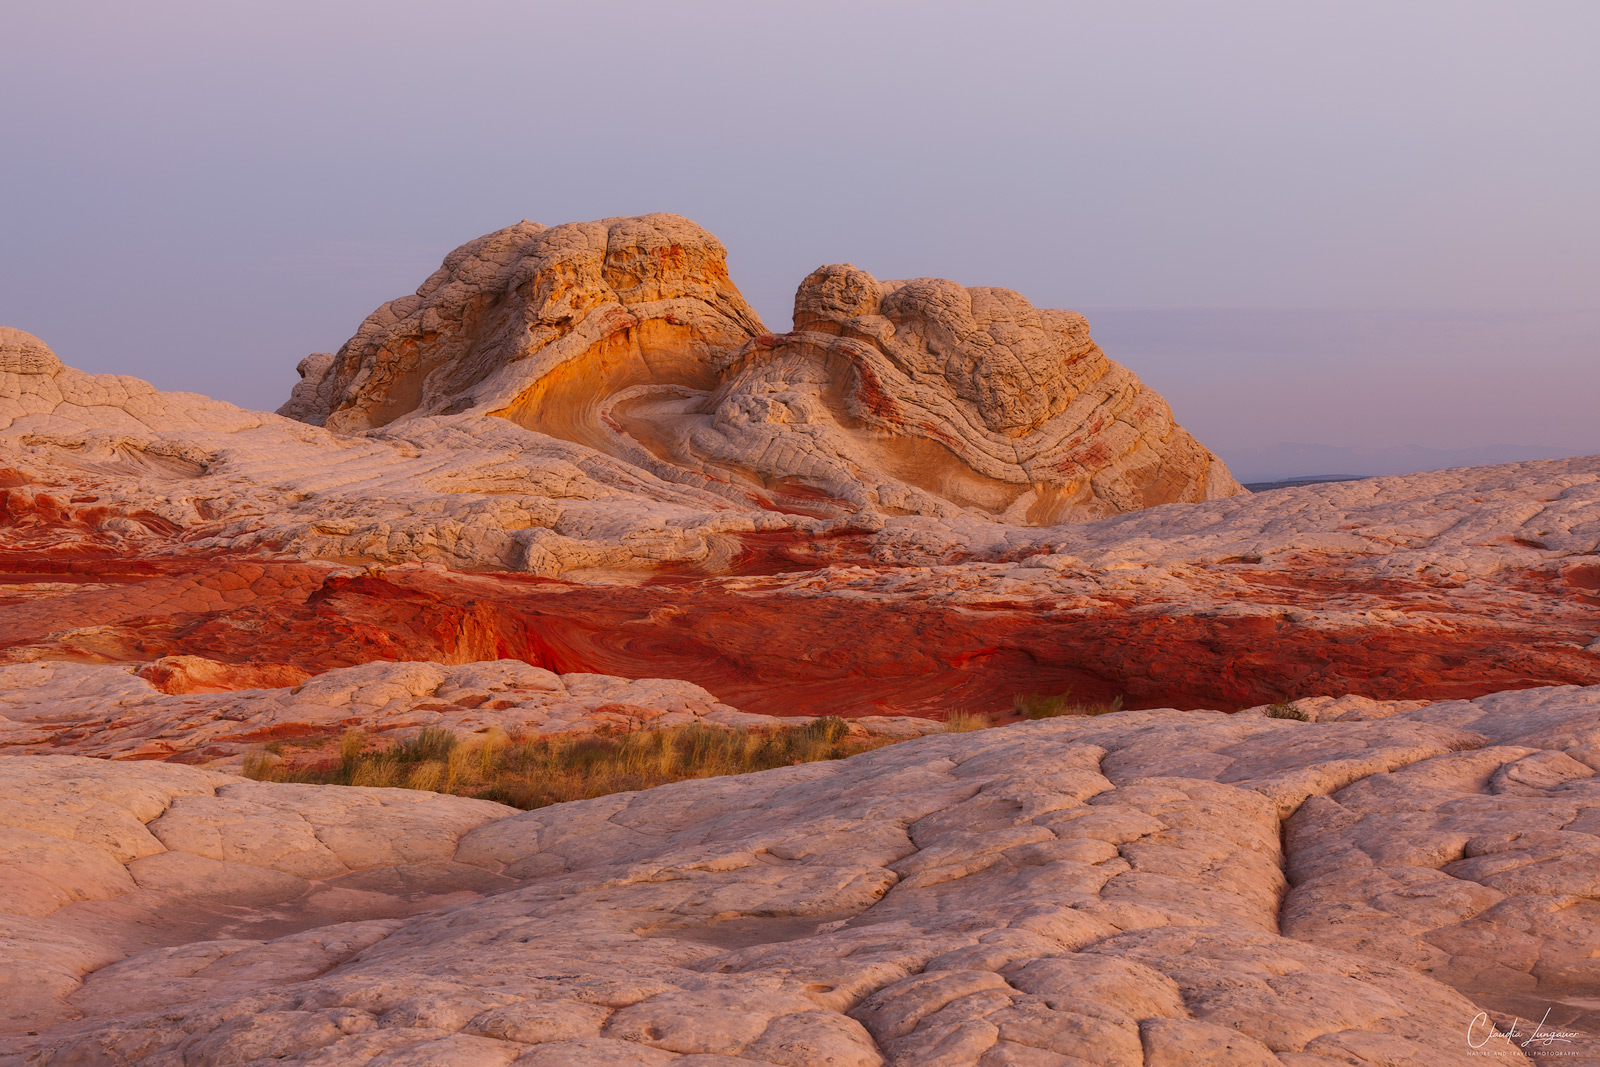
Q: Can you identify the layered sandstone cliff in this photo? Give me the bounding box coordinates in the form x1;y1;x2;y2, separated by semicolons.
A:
281;215;1243;523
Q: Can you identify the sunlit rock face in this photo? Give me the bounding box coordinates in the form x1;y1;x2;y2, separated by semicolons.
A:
0;326;64;376
1;216;1596;723
647;263;1244;523
2;311;1598;715
280;214;765;438
5;217;1600;1065
281;214;1243;524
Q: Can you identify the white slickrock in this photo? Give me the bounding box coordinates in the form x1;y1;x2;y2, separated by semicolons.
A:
7;685;1599;1063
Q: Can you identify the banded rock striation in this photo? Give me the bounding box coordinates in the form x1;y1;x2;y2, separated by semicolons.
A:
2;454;1595;714
281;214;1243;523
0;217;1596;714
280;216;765;438
5;217;1600;1065
641;263;1241;523
6;685;1600;1064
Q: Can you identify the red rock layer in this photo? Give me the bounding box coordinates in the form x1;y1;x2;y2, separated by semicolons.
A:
136;656;312;695
2;544;1595;716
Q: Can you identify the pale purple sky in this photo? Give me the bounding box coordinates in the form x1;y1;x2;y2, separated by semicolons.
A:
3;2;1596;480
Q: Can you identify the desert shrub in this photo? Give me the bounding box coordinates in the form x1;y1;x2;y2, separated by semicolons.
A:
405;761;444;792
1013;691;1125;719
1082;695;1125;716
243;718;905;811
1014;691;1075;719
806;716;850;744
943;711;992;733
1267;701;1309;721
393;728;457;763
241;749;279;780
339;728;368;772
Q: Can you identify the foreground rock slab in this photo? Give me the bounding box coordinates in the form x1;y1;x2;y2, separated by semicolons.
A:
6;684;1600;1064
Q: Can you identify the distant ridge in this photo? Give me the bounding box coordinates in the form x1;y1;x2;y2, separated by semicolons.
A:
1225;442;1596;484
1244;474;1369;493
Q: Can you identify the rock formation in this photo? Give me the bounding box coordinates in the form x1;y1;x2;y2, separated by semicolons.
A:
281;215;1243;523
6;685;1600;1063
0;327;63;376
2;446;1595;714
0;658;943;764
280;215;765;438
3;215;1600;1063
629;263;1241;522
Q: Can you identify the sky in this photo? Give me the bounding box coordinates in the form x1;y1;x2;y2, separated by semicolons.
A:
2;1;1596;481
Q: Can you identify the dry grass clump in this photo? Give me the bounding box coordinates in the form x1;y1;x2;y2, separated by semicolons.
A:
942;711;993;733
244;716;892;810
1013;690;1126;719
1267;700;1310;721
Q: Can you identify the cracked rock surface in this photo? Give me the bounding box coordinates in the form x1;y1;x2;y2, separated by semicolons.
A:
7;685;1600;1064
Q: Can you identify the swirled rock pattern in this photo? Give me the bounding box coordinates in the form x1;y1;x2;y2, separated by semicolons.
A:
281;215;766;440
4;280;1600;1062
7;687;1600;1064
610;264;1241;523
280;215;1243;523
2;450;1595;714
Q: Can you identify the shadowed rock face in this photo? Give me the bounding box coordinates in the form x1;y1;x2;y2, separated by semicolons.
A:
281;215;1243;524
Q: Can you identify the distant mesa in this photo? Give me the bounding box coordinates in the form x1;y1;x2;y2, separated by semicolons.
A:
280;213;1243;524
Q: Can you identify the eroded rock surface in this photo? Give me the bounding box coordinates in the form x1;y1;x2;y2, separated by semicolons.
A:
2;423;1597;714
1;230;1596;713
7;686;1600;1064
596;262;1241;523
6;214;1599;1065
0;659;943;765
281;215;765;438
279;215;1241;524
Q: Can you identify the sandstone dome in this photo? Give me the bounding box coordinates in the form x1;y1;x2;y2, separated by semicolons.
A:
280;214;1244;524
0;326;64;376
